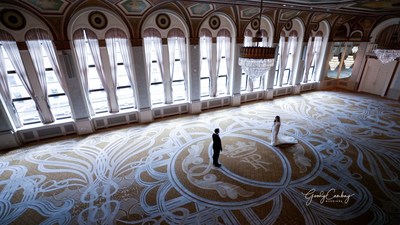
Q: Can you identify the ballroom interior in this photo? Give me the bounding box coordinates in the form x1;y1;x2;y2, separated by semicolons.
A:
0;0;400;224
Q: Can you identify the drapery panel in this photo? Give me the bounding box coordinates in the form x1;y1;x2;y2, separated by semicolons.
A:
1;30;54;125
0;30;22;127
105;28;137;109
312;36;323;82
200;28;213;97
167;28;187;103
278;34;297;86
73;29;94;116
143;28;167;104
85;29;114;112
302;37;314;83
26;30;55;123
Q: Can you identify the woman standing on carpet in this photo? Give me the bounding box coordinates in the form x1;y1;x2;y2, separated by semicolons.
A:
271;116;298;146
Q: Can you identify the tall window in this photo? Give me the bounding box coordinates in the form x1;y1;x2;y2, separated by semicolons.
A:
217;38;228;95
169;38;186;101
105;28;137;110
0;45;40;125
112;43;136;109
275;32;297;87
39;44;71;119
199;29;212;97
143;28;164;105
85;41;108;113
149;44;164;104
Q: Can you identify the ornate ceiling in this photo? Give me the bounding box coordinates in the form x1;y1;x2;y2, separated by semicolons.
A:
0;0;399;46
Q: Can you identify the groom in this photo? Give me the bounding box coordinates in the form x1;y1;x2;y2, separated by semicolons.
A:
212;128;222;167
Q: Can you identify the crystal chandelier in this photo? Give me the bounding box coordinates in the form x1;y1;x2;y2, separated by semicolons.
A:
238;0;275;80
373;23;400;64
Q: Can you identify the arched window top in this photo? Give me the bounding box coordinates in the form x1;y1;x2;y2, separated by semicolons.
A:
315;31;323;37
199;28;212;37
143;28;161;38
289;30;298;37
260;29;268;37
72;28;98;40
25;28;51;41
244;29;252;37
168;28;185;38
105;28;127;39
217;29;230;37
0;29;15;42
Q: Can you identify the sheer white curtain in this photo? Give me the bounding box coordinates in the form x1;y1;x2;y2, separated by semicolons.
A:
243;29;253;91
200;28;213;97
218;29;231;95
277;34;296;86
244;29;253;47
168;28;186;103
302;37;314;83
85;29;114;112
143;28;166;103
1;30;53;124
106;28;137;111
261;30;268;47
177;36;187;99
106;28;136;108
0;31;22;127
287;35;298;85
26;28;72;122
73;29;94;116
312;36;323;82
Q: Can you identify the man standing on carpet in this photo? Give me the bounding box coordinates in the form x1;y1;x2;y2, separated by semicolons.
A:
212;128;222;167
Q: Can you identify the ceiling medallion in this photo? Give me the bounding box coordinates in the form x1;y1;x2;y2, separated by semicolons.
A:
285;21;293;30
0;9;26;30
88;11;107;30
209;15;220;30
251;18;260;30
156;13;171;30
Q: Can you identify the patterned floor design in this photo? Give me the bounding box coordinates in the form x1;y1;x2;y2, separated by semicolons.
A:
1;90;400;225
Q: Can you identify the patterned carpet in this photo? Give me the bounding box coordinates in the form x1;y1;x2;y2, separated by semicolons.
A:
1;90;400;225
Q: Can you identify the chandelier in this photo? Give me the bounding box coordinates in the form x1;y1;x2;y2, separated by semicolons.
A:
373;23;400;64
238;0;275;80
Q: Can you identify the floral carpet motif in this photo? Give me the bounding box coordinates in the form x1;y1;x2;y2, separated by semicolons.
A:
0;91;399;225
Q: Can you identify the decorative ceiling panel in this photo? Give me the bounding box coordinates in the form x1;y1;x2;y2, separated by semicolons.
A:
118;0;151;16
345;0;400;12
188;3;214;17
24;0;69;14
240;7;260;19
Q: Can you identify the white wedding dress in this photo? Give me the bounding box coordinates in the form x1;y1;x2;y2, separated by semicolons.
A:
271;122;298;146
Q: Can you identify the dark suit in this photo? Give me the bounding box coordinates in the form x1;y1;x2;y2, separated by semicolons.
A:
212;133;222;165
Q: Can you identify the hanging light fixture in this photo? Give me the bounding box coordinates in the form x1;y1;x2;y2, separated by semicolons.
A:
238;0;276;80
373;22;400;64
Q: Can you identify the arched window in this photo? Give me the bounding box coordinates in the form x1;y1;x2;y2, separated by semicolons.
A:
275;30;298;86
105;28;136;110
143;28;164;105
302;32;323;83
167;28;187;102
0;30;38;126
199;28;212;97
25;28;72;123
73;28;110;114
216;29;231;96
0;29;71;127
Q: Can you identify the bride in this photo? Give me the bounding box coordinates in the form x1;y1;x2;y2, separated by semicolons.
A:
271;116;298;146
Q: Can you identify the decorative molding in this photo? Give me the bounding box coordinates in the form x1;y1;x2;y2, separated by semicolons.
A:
209;15;220;30
156;13;171;30
251;18;260;30
88;11;107;30
0;9;26;30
